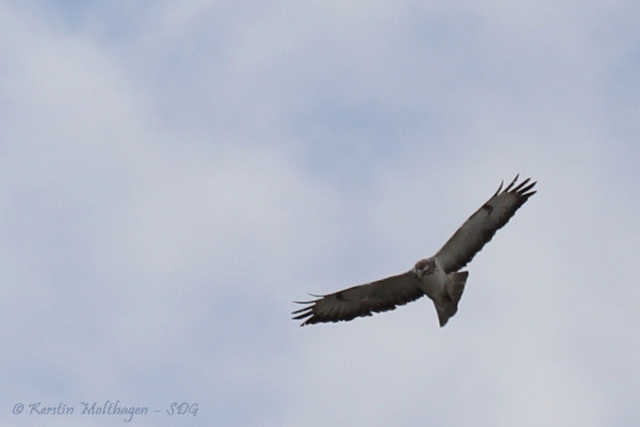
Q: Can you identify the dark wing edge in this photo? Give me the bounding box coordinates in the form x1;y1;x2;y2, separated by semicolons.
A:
292;271;424;326
435;175;536;273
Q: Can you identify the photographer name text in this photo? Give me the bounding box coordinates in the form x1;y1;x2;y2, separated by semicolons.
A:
12;400;198;422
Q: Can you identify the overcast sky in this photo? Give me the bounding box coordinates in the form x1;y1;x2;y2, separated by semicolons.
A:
2;1;639;426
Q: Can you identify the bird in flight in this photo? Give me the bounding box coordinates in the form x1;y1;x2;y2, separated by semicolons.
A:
292;175;536;327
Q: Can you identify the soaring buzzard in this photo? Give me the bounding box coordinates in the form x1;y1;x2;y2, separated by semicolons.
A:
292;176;536;327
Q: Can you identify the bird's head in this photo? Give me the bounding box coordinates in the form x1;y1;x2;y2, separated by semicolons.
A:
413;257;436;278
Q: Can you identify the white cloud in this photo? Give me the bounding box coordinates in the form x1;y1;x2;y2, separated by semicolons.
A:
1;1;639;425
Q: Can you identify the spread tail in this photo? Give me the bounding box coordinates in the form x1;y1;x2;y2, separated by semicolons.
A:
435;271;468;327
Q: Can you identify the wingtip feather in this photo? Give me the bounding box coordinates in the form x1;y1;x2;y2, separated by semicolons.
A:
503;175;520;192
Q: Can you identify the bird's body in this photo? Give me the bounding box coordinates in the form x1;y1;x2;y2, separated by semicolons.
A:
413;257;468;327
413;257;447;300
292;176;536;327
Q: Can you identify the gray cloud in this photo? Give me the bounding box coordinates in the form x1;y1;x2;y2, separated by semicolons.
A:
1;1;638;426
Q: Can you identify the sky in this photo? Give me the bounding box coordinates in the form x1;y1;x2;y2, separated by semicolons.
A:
1;1;639;426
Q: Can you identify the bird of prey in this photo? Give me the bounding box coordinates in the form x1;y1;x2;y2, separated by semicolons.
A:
292;176;536;327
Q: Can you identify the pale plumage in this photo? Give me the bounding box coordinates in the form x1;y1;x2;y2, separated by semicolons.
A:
292;176;536;327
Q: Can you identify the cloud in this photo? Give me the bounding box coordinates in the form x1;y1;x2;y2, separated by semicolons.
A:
1;1;639;425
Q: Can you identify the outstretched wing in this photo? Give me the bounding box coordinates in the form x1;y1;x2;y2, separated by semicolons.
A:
292;271;424;326
435;175;536;273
